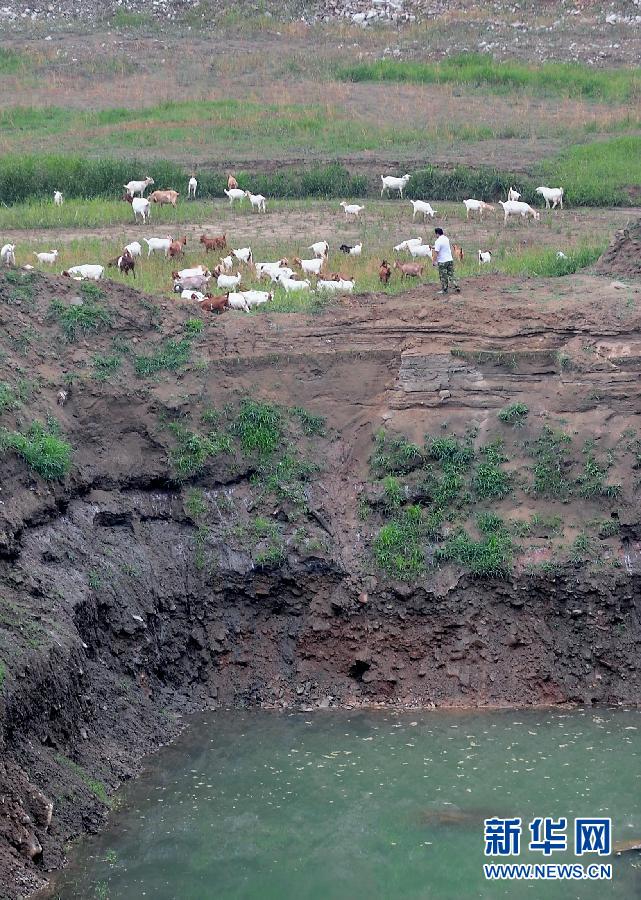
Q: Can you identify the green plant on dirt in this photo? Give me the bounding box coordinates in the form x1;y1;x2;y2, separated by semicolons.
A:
134;338;191;377
50;298;111;343
168;423;232;479
290;406;326;436
426;435;475;470
231;399;282;456
0;420;71;480
529;426;573;498
373;505;439;579
92;354;122;381
255;544;286;567
570;532;593;563
185;487;207;519
476;512;507;535
436;528;513;578
595;519;620;538
88;570;102;590
382;475;404;511
371;430;424;477
473;442;511;499
258;453;318;508
510;514;564;537
54;754;110;806
423;434;474;512
79;281;106;301
498;402;529;427
194;525;210;571
184;318;204;336
576;451;622;499
0;380;30;413
0;661;5;691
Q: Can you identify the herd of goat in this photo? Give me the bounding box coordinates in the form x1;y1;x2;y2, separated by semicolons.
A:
0;173;567;311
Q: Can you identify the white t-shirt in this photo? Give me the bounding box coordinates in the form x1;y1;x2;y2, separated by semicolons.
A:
434;235;453;264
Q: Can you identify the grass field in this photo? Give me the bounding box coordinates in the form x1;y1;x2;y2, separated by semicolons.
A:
337;54;641;102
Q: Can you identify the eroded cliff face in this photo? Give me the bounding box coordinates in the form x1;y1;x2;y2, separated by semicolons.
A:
0;266;640;897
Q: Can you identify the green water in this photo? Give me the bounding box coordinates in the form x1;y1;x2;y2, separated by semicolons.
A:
52;708;641;900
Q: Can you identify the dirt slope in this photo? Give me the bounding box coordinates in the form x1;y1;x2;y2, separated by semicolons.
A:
0;268;640;896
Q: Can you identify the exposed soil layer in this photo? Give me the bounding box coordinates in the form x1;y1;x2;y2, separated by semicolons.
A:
0;250;640;896
596;220;641;277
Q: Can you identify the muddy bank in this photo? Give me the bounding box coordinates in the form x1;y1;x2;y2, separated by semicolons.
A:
0;265;640;897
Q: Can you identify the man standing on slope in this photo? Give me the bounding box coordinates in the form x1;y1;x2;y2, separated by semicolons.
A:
432;227;461;296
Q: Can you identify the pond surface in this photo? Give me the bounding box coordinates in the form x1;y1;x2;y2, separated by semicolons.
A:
51;707;641;899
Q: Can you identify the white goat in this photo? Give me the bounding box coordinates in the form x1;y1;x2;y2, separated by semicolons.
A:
348;242;362;256
224;188;246;206
220;255;234;271
410;200;436;220
1;243;16;266
239;290;273;307
177;265;210;279
394;238;423;252
308;241;329;259
255;259;289;278
34;250;58;264
124;177;154;197
296;257;324;276
463;199;495;220
144;236;173;257
232;247;253;264
277;273;311;293
268;267;294;283
245;191;266;212
317;279;354;293
181;289;206;301
381;174;411;198
499;200;540;224
124;241;142;258
217;272;243;290
66;264;104;281
478;250;492;264
53;190;63;206
536;186;564;209
409;243;433;259
507;187;521;201
226;293;250;312
188;176;197;199
131;197;150;223
340;202;364;218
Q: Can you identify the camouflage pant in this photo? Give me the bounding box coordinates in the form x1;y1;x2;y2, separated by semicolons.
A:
438;260;459;292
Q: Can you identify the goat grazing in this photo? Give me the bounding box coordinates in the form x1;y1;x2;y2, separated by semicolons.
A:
227;175;238;190
317;278;354;293
168;236;187;258
217;272;243;290
409;199;436;220
294;257;324;276
276;273;311;293
220;255;234;271
123;192;151;223
64;264;104;281
394;238;423;252
1;243;16;266
409;243;433;259
149;189;179;207
339;242;362;256
463;199;495;220
452;244;464;261
108;249;136;277
245;191;266;212
200;233;226;251
394;261;423;278
478;250;492;264
224;188;246;206
188;175;197;199
232;247;253;265
381;174;411;198
340;201;364;218
536;186;564;209
125;241;142;258
144;236;173;257
308;240;329;259
499;200;540;224
200;294;228;313
124;177;154;197
507;187;521;201
379;260;391;284
34;249;58;264
53;190;63;206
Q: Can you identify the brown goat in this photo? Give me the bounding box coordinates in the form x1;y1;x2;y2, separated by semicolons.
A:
107;249;135;277
200;233;227;252
394;261;424;278
149;189;179;207
326;271;353;282
200;293;228;313
227;175;238;190
168;236;187;258
379;260;391;284
452;244;464;261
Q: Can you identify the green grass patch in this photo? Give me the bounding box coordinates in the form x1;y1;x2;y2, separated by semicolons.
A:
0;420;71;480
336;54;641;103
371;430;424;477
167;423;232;479
0;48;29;74
231;399;283;456
498;245;603;277
290;407;326;436
436;527;513;578
0;660;5;691
134;338;191;377
498;402;529;427
50;297;111;343
92;354;122;381
374;505;431;579
54;754;110;806
539;136;641;206
529;426;573;498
